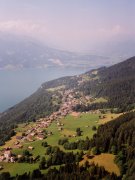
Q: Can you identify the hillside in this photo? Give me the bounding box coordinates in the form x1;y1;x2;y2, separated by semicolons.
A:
0;33;111;70
90;111;135;179
0;57;135;179
0;108;134;179
0;57;135;145
76;56;135;111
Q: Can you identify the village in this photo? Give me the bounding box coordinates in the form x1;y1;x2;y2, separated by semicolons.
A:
0;88;98;163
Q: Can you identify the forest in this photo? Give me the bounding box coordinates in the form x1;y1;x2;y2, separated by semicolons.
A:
78;57;135;111
90;111;135;179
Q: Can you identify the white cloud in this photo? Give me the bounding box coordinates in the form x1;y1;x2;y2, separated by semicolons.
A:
112;25;122;34
0;20;132;52
98;25;123;37
0;20;45;35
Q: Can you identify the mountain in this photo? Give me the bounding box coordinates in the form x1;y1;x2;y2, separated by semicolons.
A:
90;111;135;179
0;33;119;71
77;56;135;111
94;39;135;60
0;57;135;123
0;57;134;146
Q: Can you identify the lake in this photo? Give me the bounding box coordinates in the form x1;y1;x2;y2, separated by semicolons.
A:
0;67;86;112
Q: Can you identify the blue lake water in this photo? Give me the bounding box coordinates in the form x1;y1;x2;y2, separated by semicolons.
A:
0;67;85;112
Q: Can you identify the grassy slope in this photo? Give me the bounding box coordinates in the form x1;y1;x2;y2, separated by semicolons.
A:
0;112;121;176
98;113;122;124
62;113;99;141
80;153;120;176
0;163;39;176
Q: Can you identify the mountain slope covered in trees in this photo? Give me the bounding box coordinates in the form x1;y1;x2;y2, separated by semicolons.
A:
90;111;135;179
0;57;134;179
76;56;135;111
0;57;134;145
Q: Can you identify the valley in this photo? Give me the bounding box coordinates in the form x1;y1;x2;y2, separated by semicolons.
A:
0;110;121;176
0;88;122;176
0;1;135;179
0;57;134;179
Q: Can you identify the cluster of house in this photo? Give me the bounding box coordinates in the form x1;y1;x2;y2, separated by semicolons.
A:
0;145;35;163
0;119;55;163
13;90;81;142
13;119;54;147
22;89;96;136
0;88;100;164
0;148;15;163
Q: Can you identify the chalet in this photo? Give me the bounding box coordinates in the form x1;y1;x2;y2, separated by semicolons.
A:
37;129;44;133
0;156;5;162
4;150;11;159
21;137;27;141
47;120;52;123
48;132;52;136
57;122;60;126
10;156;15;163
14;141;19;145
5;147;12;150
28;146;34;150
36;135;44;140
58;127;63;131
18;154;23;159
72;134;76;137
30;132;36;136
16;144;23;149
16;136;22;140
27;135;34;142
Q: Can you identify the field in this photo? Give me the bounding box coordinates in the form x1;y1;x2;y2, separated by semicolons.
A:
93;97;108;103
98;113;122;124
0;122;35;150
42;113;100;150
80;153;120;176
0;132;22;150
0;112;121;176
0;162;39;176
12;140;46;157
61;113;99;141
46;85;65;92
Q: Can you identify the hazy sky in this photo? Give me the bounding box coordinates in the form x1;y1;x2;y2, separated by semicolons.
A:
0;0;134;51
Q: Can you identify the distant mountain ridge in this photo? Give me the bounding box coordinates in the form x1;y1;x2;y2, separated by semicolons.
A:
0;33;120;71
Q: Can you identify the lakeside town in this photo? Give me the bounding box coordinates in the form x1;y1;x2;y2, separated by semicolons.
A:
0;87;100;164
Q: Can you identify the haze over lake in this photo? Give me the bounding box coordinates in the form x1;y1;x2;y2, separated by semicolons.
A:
0;67;85;112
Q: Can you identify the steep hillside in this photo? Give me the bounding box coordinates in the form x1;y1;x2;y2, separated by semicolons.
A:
90;111;135;179
0;57;134;145
77;57;135;111
0;75;78;145
1;57;135;123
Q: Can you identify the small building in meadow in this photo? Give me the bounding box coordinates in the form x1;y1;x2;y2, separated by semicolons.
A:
28;146;34;150
4;150;12;159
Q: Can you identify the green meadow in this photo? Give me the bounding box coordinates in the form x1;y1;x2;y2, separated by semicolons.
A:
0;113;100;176
0;162;39;176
